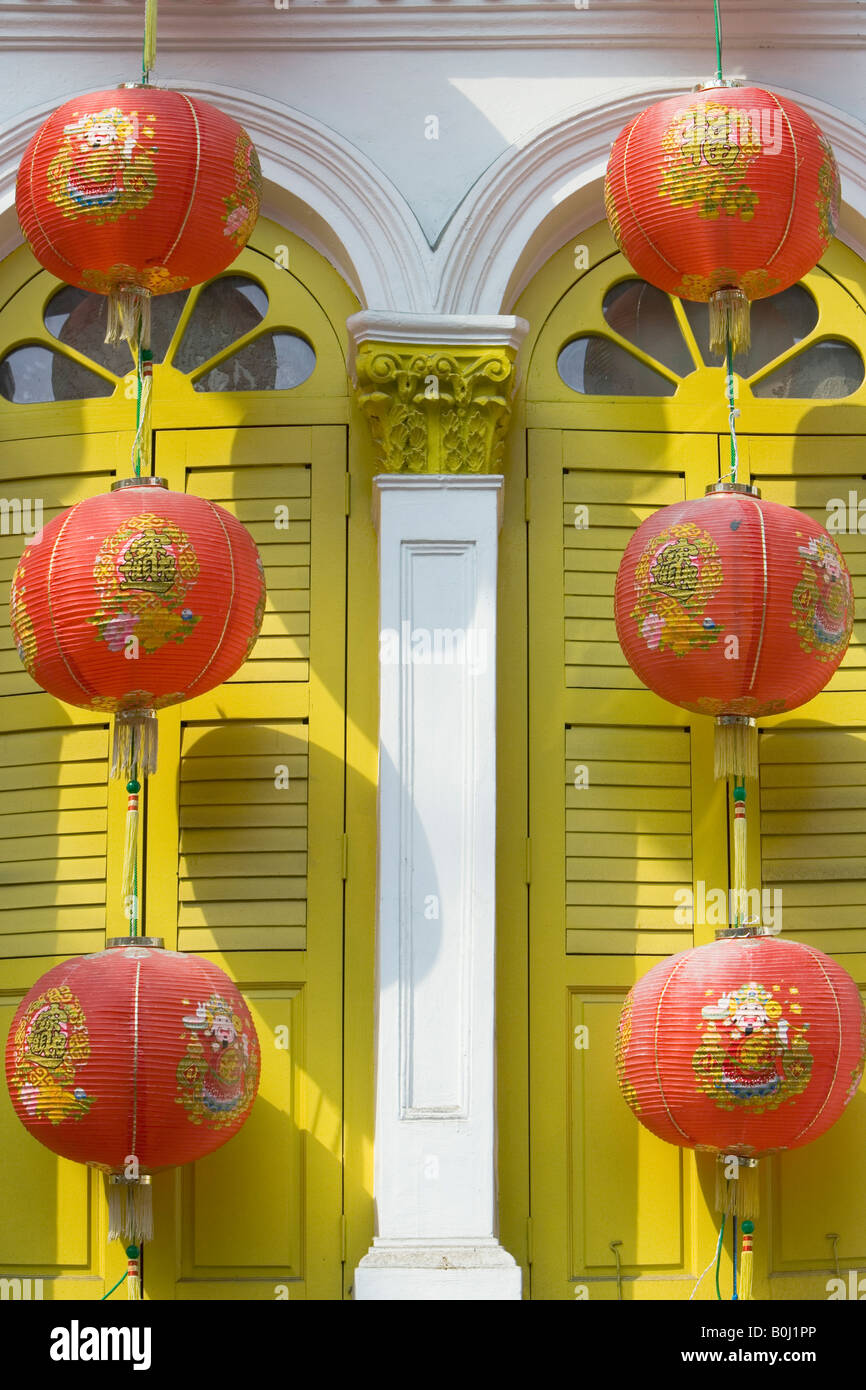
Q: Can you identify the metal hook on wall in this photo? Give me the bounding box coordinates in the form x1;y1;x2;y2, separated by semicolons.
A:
610;1239;623;1301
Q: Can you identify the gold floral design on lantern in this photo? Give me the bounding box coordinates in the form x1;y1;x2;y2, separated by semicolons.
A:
843;1004;866;1105
790;532;854;662
616;994;641;1114
242;552;266;663
672;267;780;303
630;521;724;657
815;135;841;249
693;693;787;718
10;562;37;672
692;981;813;1113
46;107;157;224
658;101;763;221
88;512;201;656
604;173;625;255
11;985;93;1125
80;263;189;295
89;689;187;714
222;133;262;248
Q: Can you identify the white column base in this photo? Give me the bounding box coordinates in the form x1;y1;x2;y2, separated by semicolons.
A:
354;1240;521;1301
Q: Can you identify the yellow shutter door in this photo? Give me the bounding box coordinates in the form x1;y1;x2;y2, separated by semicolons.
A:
140;424;346;1300
526;426;866;1300
748;436;866;1296
527;428;730;1301
0;424;347;1299
0;433;137;1298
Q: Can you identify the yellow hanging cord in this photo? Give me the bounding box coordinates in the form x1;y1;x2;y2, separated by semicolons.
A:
732;784;747;926
142;0;157;83
738;1221;754;1301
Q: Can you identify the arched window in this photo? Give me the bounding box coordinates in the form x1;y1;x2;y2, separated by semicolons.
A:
556;278;864;400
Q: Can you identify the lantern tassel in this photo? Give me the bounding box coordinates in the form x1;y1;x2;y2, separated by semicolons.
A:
108;1178;124;1242
126;1245;141;1300
121;779;140;907
738;1222;754;1301
106;288;152;350
108;1177;153;1243
715;1156;760;1220
112;712;158;780
131;1181;154;1243
709;287;750;356
714;716;757;781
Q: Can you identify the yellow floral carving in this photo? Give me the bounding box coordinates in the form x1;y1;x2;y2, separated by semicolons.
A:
354;342;516;474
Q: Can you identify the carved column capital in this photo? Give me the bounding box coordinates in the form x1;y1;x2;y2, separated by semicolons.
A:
353;341;518;474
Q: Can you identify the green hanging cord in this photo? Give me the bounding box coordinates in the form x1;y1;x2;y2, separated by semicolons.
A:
732;1214;738;1300
715;1211;727;1299
101;1271;128;1300
134;343;143;478
132;857;138;939
726;333;739;485
713;0;724;84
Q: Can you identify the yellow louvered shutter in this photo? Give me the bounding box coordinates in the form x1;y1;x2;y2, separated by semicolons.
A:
564;463;685;692
140;423;346;1299
177;721;308;953
565;725;693;957
190;458;311;686
527;428;727;1300
0;435;138;1296
0;727;110;959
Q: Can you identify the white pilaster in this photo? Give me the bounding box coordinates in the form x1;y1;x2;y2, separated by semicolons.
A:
354;474;521;1301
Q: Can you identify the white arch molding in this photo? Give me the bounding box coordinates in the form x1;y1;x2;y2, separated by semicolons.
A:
0;81;865;321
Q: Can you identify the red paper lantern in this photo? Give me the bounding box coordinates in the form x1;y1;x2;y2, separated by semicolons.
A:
614;484;854;721
10;477;265;720
604;85;840;351
16;85;261;328
5;938;260;1235
616;934;866;1158
5;938;260;1172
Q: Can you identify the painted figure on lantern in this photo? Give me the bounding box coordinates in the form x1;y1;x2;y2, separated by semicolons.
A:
792;533;854;658
177;994;257;1125
694;981;813;1111
46;107;156;220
